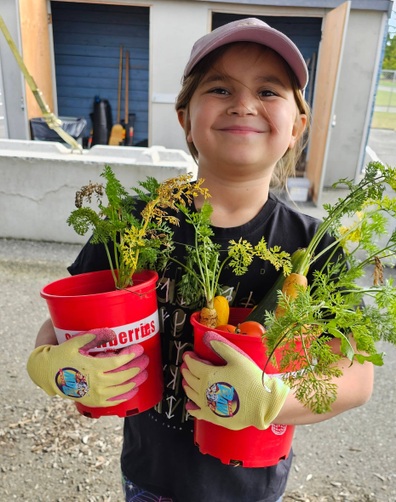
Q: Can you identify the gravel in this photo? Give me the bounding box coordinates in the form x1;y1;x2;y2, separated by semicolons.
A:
1;237;395;502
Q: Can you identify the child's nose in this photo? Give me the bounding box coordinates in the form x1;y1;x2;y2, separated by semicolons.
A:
227;90;258;116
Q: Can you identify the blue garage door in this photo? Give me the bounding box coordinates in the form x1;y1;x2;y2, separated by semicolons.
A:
51;2;149;146
212;13;322;108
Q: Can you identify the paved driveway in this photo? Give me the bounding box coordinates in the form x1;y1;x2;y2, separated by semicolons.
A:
366;127;396;167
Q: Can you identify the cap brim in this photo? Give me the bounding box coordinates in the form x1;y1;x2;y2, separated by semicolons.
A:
184;20;308;90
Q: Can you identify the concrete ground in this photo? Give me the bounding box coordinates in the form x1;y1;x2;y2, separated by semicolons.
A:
364;128;396;168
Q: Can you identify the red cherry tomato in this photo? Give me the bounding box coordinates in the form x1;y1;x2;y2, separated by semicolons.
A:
235;321;266;337
216;324;237;334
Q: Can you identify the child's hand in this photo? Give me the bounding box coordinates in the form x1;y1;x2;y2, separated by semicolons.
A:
181;332;289;430
27;328;149;407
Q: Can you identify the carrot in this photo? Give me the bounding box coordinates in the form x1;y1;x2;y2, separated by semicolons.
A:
245;248;309;324
199;306;218;328
199;295;230;328
274;272;308;318
213;295;230;326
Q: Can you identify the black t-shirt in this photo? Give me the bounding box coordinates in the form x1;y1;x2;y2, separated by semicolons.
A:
68;193;334;502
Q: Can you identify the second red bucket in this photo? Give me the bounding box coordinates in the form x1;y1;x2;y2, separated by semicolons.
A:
41;269;163;419
190;309;295;468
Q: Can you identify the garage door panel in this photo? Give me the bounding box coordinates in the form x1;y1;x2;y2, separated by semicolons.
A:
51;2;149;146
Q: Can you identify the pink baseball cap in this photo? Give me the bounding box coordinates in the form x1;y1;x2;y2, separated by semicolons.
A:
183;17;308;90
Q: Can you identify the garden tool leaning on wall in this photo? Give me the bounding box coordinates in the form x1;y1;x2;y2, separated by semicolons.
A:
0;15;82;152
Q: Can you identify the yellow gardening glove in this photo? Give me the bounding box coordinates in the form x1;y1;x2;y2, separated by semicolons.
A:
27;328;149;407
181;331;289;431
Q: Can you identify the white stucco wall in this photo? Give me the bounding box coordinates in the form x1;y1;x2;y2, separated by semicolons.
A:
0;0;28;139
149;1;210;150
324;9;387;186
0;140;197;243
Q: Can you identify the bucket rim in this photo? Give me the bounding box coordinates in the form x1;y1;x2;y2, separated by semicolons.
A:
40;269;158;300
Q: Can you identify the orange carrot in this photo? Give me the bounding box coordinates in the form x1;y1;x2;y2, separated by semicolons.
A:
275;272;308;318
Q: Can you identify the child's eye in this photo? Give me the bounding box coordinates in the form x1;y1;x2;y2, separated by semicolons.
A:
208;87;230;95
258;89;277;98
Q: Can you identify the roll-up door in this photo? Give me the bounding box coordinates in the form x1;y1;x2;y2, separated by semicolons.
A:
51;2;149;146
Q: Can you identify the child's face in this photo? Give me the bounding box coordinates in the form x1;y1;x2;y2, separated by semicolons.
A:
180;43;306;177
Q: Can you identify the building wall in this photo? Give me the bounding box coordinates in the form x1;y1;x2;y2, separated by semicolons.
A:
0;0;390;194
149;1;208;150
0;0;28;139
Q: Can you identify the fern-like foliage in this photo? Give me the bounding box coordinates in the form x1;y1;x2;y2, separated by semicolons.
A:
261;162;396;413
67;165;209;289
173;201;292;309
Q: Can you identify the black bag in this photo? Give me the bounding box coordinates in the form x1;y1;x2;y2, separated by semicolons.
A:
30;117;87;142
91;97;113;146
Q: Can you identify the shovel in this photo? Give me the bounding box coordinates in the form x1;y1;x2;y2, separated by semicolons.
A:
108;45;124;145
122;50;135;146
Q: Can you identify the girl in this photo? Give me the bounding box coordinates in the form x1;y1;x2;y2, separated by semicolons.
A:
28;18;373;502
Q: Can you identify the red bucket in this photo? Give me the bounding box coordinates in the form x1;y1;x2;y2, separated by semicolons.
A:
191;308;295;467
41;269;163;419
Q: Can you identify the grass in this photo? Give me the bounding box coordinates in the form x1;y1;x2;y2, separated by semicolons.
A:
374;89;396;107
371;111;396;129
372;81;396;129
379;78;396;88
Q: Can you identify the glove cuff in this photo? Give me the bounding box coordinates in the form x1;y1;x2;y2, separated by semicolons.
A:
257;376;290;429
27;345;57;397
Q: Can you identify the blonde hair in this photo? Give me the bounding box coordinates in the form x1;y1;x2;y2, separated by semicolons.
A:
175;43;311;189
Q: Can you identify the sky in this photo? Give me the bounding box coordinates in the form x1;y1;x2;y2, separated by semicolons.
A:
390;2;396;36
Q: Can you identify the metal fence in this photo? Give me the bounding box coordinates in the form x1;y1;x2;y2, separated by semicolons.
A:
378;69;396;112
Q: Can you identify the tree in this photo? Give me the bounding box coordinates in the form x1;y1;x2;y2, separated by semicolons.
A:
382;34;396;70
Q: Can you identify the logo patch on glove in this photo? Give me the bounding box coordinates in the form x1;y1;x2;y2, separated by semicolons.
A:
206;382;240;418
55;367;89;399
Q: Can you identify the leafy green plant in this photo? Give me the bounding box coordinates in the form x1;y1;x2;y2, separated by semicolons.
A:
67;165;209;289
172;200;292;317
262;161;396;413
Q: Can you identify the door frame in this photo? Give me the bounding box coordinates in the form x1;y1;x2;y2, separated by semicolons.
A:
19;0;54;121
305;1;351;204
